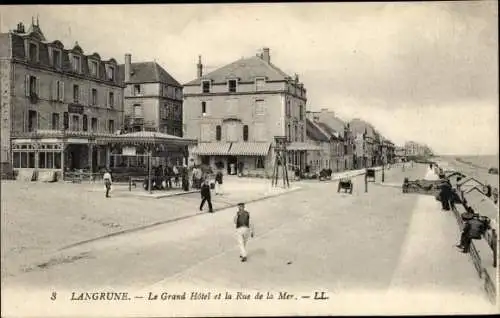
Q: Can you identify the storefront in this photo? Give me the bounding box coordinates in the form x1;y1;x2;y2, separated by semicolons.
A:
11;130;196;182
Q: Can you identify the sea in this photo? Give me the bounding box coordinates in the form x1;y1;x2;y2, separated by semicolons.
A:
437;154;499;188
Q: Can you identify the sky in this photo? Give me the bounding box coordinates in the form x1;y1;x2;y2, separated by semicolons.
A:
0;2;498;155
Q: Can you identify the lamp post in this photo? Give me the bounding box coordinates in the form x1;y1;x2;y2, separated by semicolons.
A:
382;156;385;183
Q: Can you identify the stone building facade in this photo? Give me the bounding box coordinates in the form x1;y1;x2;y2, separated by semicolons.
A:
183;48;312;177
119;54;183;136
0;19;123;174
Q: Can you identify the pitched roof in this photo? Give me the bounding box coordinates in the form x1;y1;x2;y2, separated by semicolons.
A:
8;32;120;86
316;121;342;140
118;62;181;86
349;118;376;138
306;119;330;142
184;55;291;86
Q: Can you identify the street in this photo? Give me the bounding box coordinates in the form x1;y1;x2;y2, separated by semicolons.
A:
1;164;495;315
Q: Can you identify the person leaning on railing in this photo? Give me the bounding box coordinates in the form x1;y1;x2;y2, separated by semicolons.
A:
456;209;490;254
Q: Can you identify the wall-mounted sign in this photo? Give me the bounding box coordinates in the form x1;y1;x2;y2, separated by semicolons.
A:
68;104;84;114
122;146;136;156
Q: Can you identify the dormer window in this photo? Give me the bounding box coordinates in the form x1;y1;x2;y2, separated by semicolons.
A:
202;80;211;93
228;79;237;93
89;60;98;77
106;65;115;81
28;42;39;63
52;49;61;68
255;77;265;91
72;55;81;73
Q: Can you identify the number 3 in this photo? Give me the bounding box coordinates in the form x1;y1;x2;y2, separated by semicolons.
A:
51;292;57;301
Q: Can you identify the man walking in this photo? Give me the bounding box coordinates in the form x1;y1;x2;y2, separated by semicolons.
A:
199;179;213;213
215;170;223;195
234;203;254;262
103;169;112;198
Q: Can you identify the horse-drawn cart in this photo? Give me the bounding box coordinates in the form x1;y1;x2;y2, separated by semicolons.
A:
338;177;353;194
366;168;376;182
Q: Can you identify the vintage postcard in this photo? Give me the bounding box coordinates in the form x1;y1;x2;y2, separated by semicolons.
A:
0;2;498;317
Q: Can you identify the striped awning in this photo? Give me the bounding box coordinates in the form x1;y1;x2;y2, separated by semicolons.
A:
287;142;322;151
228;142;271;156
191;143;231;155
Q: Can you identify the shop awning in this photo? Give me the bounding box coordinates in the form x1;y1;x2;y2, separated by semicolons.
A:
287;142;322;151
228;142;271;156
191;143;231;155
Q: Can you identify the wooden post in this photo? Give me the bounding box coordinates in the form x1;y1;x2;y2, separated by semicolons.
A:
148;150;152;194
365;172;368;193
382;160;385;183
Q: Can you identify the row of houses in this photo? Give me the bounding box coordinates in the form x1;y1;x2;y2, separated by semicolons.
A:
0;19;398;179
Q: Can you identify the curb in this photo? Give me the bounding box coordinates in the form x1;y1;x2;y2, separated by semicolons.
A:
59;186;303;252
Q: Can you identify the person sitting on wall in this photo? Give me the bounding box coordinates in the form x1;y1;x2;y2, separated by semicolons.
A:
456;210;489;253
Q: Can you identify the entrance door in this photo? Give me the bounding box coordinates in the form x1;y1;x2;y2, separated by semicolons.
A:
92;148;98;172
227;155;237;175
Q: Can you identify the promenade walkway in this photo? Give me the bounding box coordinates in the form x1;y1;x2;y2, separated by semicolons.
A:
2;164;496;316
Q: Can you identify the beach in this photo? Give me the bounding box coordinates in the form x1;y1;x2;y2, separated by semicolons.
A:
436;155;499;188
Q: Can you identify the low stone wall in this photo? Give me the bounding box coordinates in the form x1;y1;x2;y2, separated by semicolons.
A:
437;163;497;304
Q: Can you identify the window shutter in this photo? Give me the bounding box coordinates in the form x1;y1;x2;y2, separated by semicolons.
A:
80;86;86;105
25;75;30;96
51;80;56;101
105;89;109;108
60;82;65;102
36;77;40;96
89;87;93;105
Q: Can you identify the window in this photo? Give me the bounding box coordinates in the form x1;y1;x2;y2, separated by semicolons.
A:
226;98;238;115
200;124;211;142
216;125;222;141
107;66;115;81
29;43;38;63
256;157;265;169
73;84;79;103
29;76;37;96
90;61;98;77
299;104;303;120
228;79;237;93
28;110;37;132
72;55;81;72
226;122;239;142
108;119;115;133
134;84;141;96
254;123;266;142
255;99;265;115
202;80;210;93
286;100;291;117
52;49;61;67
287;124;291;142
51;113;60;130
243;125;249;141
56;81;64;101
91;88;97;105
201;101;207;115
108;92;114;108
295;125;298;142
63;112;69;130
83;115;88;131
71;115;80;131
133;104;143;118
255;78;265;91
91;118;98;132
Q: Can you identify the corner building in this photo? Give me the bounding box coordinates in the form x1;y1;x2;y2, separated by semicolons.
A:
183;48;310;177
0;20;123;177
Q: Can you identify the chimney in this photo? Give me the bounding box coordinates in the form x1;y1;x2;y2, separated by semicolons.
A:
124;53;132;83
197;55;203;78
262;47;270;63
